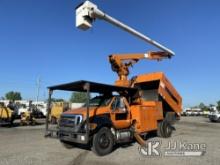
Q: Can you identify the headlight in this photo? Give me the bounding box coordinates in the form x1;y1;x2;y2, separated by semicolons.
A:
83;122;97;131
75;115;83;124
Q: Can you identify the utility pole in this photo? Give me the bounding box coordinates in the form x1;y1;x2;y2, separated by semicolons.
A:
36;76;41;106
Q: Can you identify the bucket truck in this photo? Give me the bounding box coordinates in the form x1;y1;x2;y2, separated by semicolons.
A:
45;1;182;156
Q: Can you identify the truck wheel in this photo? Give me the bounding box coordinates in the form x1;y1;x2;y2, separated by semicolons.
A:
157;121;172;138
92;127;114;156
157;121;164;137
31;120;36;126
209;119;215;122
162;121;172;138
10;118;14;127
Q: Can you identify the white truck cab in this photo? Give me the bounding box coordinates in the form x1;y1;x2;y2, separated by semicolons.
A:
209;109;220;122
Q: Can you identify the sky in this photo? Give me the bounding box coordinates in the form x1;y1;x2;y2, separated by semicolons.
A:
0;0;220;107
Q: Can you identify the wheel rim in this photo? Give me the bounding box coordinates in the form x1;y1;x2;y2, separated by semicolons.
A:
98;133;110;149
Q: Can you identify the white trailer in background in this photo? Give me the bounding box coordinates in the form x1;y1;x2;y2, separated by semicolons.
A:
0;100;10;106
71;103;84;109
191;108;202;116
183;108;203;116
0;100;48;117
32;101;47;117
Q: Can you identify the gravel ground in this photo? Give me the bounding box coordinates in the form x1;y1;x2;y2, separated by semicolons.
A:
0;117;220;165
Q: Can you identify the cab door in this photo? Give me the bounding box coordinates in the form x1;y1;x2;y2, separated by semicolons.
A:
110;96;131;129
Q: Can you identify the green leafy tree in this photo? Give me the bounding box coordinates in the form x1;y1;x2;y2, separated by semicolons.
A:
70;92;87;103
198;102;211;111
199;102;205;110
5;91;22;101
50;98;65;102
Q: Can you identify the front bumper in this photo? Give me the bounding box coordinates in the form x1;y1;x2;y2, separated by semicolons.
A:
45;114;89;144
45;128;88;144
209;115;218;121
58;127;88;144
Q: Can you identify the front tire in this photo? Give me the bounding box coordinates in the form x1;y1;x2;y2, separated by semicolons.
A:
92;127;114;156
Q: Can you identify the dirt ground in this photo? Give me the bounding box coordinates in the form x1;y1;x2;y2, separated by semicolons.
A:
0;117;220;165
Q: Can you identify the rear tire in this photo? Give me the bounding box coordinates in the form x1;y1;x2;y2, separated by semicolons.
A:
157;121;164;137
157;120;172;138
92;127;114;156
162;121;172;138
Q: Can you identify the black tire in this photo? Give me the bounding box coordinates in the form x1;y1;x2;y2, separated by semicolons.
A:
209;119;215;122
157;120;172;138
162;121;172;138
31;120;36;126
92;127;114;156
10;117;14;126
157;121;164;137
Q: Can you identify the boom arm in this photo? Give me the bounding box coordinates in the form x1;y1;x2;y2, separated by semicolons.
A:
109;51;170;86
76;1;175;56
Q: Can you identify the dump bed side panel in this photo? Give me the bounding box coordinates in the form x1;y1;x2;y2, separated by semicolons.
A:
133;72;182;115
161;74;182;107
130;102;163;133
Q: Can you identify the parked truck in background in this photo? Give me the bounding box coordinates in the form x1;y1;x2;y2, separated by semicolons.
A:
50;102;69;124
0;102;16;126
209;109;220;122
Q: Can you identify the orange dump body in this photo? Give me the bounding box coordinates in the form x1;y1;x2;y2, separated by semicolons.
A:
124;72;182;133
133;72;182;115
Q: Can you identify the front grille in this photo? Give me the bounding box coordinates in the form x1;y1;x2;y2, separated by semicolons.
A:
59;115;82;128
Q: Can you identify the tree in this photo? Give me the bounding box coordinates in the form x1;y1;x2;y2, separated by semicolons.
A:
198;102;205;110
70;92;87;103
50;98;65;102
5;91;22;101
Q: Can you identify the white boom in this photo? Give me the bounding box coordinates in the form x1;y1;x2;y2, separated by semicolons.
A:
75;1;175;56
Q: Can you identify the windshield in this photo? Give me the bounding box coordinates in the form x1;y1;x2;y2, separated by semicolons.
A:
84;96;112;107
